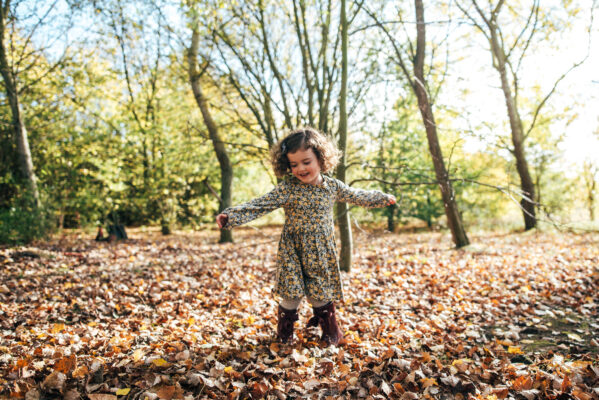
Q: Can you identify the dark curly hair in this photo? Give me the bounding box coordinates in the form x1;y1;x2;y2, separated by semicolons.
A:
271;127;342;178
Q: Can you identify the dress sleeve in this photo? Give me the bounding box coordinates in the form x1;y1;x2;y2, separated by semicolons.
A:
221;180;290;229
333;178;392;208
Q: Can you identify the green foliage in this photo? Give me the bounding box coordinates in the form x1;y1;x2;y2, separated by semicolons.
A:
363;96;446;229
0;0;593;237
0;192;55;245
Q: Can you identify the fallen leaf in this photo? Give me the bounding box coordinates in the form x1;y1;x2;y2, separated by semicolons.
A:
72;365;89;378
42;371;66;392
508;346;523;354
25;389;40;400
88;395;117;400
63;389;80;400
54;355;77;374
152;358;170;368
303;378;320;391
567;333;583;341
421;377;437;388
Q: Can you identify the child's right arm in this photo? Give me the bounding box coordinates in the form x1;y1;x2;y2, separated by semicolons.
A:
216;180;290;230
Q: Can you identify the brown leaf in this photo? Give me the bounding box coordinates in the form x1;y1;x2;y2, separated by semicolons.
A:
393;382;405;394
249;381;269;398
25;389;40;400
512;375;534;391
572;388;593;400
42;371;66;392
54;354;77;374
520;389;540;400
492;386;509;399
88;395;117;400
400;392;418;400
561;374;572;392
72;365;89;378
64;389;80;400
152;384;184;400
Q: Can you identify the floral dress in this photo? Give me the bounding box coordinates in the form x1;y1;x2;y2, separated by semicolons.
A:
222;175;392;302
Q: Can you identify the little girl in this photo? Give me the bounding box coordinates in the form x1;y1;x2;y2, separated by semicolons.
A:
216;127;395;345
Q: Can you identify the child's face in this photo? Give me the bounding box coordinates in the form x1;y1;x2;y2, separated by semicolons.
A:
287;147;322;185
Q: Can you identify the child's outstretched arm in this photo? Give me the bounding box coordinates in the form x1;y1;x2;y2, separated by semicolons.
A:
334;178;395;208
216;180;290;230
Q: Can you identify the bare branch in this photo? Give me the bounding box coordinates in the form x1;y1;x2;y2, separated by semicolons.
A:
525;2;595;139
362;6;413;86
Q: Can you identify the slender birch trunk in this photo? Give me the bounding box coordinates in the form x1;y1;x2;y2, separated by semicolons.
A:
337;0;353;271
413;0;469;247
189;27;233;243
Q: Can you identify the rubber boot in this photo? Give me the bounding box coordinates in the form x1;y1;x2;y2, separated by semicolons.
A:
277;304;298;344
307;302;343;345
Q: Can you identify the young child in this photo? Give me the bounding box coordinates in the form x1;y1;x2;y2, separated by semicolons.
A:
216;127;395;345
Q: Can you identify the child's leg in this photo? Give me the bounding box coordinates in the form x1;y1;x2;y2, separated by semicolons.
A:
307;297;328;308
279;298;301;310
277;298;300;343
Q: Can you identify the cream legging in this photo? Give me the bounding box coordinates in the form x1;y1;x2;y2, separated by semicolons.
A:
280;297;329;310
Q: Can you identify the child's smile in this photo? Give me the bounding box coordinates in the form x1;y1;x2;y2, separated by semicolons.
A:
288;148;323;185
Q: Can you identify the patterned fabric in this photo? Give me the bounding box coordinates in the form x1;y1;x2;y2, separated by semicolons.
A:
222;175;391;301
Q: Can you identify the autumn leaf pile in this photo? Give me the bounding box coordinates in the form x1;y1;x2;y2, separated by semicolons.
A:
1;228;598;399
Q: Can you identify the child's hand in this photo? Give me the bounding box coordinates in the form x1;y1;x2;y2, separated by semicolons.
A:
387;195;396;206
216;213;228;229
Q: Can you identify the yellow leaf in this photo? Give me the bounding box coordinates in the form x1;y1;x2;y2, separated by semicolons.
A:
508;346;523;354
224;366;233;374
451;358;471;366
51;323;65;334
152;358;169;367
116;388;130;396
421;377;437;388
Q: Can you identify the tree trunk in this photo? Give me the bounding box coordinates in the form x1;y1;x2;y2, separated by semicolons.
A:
337;0;353;272
591;182;596;222
413;0;469;247
489;25;536;230
0;8;40;207
584;162;596;221
387;203;396;232
188;27;233;243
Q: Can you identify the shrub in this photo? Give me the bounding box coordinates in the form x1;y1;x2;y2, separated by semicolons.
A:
0;196;55;245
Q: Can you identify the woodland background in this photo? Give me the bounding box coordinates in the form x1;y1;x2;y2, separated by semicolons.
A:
0;0;598;248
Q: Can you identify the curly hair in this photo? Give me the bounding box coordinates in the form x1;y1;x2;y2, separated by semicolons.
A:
271;127;342;178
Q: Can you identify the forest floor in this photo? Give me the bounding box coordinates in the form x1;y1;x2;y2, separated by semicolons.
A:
0;227;598;399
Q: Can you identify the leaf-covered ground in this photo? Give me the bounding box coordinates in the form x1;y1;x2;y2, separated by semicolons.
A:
1;228;598;399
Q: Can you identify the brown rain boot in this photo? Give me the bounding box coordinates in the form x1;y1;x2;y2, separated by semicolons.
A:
277;304;299;344
308;302;343;346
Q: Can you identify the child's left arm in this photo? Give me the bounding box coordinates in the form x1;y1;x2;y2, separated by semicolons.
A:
334;179;395;208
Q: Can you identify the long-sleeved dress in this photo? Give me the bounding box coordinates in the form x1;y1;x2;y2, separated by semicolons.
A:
222;174;392;302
